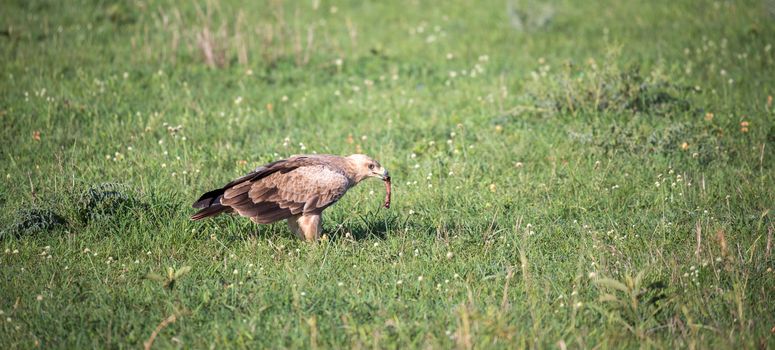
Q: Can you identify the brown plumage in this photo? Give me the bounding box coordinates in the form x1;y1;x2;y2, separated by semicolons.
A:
191;154;390;240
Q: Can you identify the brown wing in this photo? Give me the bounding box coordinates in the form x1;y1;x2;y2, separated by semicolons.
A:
220;164;351;224
192;158;288;209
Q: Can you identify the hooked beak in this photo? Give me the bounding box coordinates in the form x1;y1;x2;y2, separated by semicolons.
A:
376;168;390;181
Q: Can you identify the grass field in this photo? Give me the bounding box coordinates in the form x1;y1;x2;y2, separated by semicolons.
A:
1;0;774;348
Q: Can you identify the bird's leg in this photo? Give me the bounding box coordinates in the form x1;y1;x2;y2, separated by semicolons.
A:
297;213;322;241
286;214;304;240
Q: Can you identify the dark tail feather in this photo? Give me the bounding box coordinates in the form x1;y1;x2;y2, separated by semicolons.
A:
192;189;226;209
191;204;230;221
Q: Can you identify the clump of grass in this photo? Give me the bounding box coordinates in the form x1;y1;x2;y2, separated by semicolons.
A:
2;208;67;239
140;0;321;68
78;183;144;223
507;0;556;32
647;122;729;164
585;121;728;164
101;2;138;26
523;50;693;117
146;266;193;291
592;271;671;341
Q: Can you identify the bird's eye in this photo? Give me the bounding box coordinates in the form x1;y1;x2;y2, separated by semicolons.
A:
368;163;375;170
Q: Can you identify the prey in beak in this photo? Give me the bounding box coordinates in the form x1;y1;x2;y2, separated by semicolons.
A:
382;171;391;209
371;167;391;208
375;167;390;208
370;166;391;208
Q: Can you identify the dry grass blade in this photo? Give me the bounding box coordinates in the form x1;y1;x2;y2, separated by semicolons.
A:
144;314;178;350
716;229;728;257
694;220;702;257
594;278;629;293
766;224;773;259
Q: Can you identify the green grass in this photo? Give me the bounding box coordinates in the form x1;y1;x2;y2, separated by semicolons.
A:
1;0;774;348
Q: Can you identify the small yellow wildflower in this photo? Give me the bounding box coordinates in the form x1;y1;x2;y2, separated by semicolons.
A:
740;121;749;133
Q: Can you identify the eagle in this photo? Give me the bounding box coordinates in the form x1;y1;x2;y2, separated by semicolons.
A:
191;154;391;240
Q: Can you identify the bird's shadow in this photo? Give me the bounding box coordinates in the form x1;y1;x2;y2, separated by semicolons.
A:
327;208;405;241
192;209;404;242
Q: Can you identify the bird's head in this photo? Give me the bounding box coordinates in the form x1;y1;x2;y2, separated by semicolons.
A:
347;154;389;183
